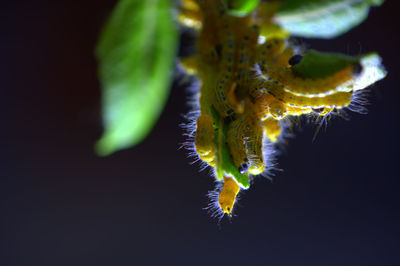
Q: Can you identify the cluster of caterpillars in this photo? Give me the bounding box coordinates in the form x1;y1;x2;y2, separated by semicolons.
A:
179;0;367;218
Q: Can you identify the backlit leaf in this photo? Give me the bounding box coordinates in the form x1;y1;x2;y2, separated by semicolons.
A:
293;50;387;90
274;0;384;39
226;0;260;17
96;0;178;156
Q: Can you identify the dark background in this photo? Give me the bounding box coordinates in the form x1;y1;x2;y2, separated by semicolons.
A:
1;1;399;265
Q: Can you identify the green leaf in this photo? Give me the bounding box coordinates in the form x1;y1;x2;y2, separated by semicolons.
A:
95;0;178;156
293;50;387;90
274;0;384;39
211;107;250;189
292;50;359;78
226;0;260;17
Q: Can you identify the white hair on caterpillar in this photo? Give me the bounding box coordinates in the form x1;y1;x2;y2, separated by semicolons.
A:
259;138;279;181
204;182;225;222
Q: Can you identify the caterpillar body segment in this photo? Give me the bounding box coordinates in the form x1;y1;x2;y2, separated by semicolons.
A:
245;118;265;175
196;1;226;64
219;176;240;216
227;116;250;173
178;7;202;29
257;38;287;64
247;75;284;100
275;47;295;67
250;92;289;120
181;0;200;11
252;1;289;40
195;115;216;164
178;0;201;29
179;56;200;76
197;39;221;64
213;77;236;118
285;105;313;116
198;63;218;115
255;77;354;109
264;64;359;97
235;23;260;98
262;118;282;143
247;78;293;119
213;45;237;118
211;12;239;118
291;91;353;109
201;152;216;167
273;88;353;109
227;109;266;175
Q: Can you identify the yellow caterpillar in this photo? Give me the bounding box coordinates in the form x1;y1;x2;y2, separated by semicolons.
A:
195;114;216;166
219;176;241;216
227;107;266;175
253;77;354;109
265;65;359;97
177;0;385;220
256;39;361;97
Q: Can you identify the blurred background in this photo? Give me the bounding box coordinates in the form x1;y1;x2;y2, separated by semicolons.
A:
1;1;399;265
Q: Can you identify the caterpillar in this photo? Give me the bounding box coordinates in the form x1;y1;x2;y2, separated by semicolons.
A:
178;0;386;220
256;39;362;97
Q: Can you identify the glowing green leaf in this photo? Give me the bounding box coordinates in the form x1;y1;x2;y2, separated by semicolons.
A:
211;107;250;189
96;0;178;156
274;0;384;39
292;50;359;78
293;50;387;90
226;0;260;17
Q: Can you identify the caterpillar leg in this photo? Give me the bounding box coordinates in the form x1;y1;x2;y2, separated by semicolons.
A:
219;176;240;216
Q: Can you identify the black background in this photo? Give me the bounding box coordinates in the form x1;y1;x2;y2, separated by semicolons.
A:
1;1;399;265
